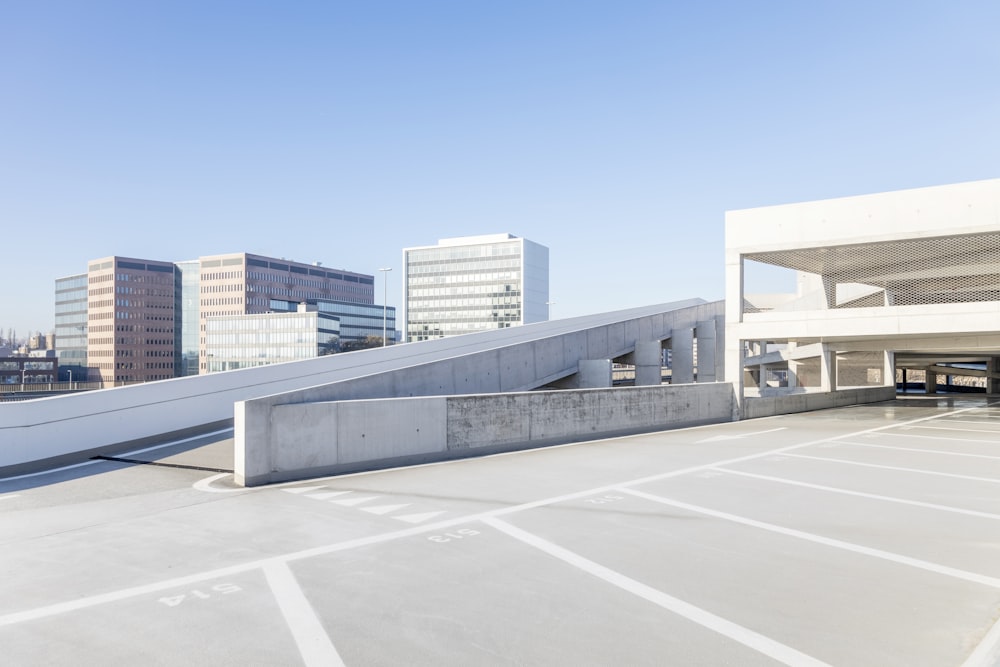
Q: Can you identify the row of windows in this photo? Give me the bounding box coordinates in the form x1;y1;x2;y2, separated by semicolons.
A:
113;362;174;370
116;286;171;296
407;290;521;302
115;324;173;333
407;244;520;263
246;270;374;287
202;283;242;293
407;274;521;286
205;316;324;331
0;361;55;370
202;297;244;307
89;337;173;346
55;302;88;314
407;258;522;274
206;332;333;345
246;283;372;299
202;271;244;281
108;349;175;357
89;348;172;358
205;345;327;362
56;275;88;290
89;273;173;285
409;313;522;324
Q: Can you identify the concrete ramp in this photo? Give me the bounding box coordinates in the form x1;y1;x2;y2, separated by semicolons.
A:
236;300;726;485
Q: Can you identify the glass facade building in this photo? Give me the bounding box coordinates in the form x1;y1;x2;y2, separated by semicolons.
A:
175;260;201;377
204;308;340;373
403;234;549;342
54;273;88;381
269;299;396;345
198;253;374;372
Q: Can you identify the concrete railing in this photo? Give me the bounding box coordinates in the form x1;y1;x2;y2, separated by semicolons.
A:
236;382;737;486
742;386;897;419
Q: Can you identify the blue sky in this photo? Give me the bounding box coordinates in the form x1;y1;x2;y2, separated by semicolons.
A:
2;1;998;338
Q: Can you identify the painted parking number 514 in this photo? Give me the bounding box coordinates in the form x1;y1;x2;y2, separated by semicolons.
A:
158;583;242;607
586;494;623;504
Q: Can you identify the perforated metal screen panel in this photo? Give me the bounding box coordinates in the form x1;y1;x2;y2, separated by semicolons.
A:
744;231;1000;312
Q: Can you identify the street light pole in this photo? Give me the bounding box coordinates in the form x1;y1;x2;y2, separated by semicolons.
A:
379;267;392;347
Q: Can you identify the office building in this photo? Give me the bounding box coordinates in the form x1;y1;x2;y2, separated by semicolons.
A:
204;304;340;373
269;298;396;347
0;357;58;385
54;273;88;381
402;233;549;342
59;252;382;384
175;260;201;377
196;253;374;372
86;256;177;385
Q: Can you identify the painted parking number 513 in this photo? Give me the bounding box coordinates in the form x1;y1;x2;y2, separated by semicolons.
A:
428;528;480;543
158;583;242;607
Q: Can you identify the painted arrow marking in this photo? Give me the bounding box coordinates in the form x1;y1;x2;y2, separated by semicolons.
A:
697;427;787;444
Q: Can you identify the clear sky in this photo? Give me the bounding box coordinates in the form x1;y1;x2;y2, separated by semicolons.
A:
2;1;998;338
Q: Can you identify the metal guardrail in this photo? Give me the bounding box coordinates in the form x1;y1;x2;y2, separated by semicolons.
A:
0;382;104;396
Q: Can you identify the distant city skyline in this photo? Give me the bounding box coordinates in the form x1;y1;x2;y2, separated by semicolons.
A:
4;1;1000;335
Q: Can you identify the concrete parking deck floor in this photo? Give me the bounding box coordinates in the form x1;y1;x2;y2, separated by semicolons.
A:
2;396;999;666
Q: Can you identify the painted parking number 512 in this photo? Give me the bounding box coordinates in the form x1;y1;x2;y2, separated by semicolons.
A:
158;583;242;607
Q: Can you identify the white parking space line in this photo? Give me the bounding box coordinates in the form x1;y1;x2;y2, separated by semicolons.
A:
0;494;19;500
618;488;1000;589
263;562;345;667
875;431;1000;445
3;404;984;629
938;419;1000;426
712;468;1000;521
786;454;1000;484
481;517;830;667
833;441;1000;460
904;424;1000;435
963;614;1000;667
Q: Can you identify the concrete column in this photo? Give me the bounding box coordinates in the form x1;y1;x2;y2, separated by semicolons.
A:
695;320;717;382
988;357;1000;395
820;344;838;392
578;359;613;388
634;341;664;386
925;370;937;394
671;328;695;384
714;314;726;382
787;360;799;388
884;351;895;389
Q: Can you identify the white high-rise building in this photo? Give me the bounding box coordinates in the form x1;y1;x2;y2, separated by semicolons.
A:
403;233;549;342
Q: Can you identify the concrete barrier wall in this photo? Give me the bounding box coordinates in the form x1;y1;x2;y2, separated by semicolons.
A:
1;300;722;475
743;386;897;419
238;382;736;486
